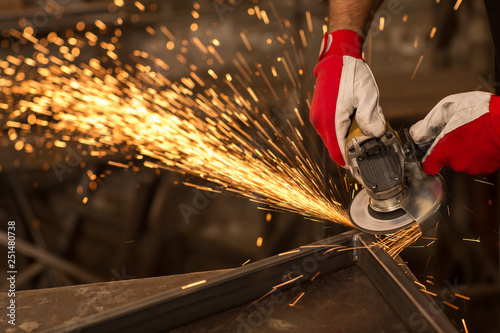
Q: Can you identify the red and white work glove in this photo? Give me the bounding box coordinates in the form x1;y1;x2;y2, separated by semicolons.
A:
310;30;386;167
410;92;500;175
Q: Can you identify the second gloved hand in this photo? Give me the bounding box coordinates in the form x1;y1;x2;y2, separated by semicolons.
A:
410;91;500;175
310;29;386;167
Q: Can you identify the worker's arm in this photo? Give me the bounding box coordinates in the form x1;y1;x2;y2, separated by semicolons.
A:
328;0;384;34
309;0;385;167
410;92;500;175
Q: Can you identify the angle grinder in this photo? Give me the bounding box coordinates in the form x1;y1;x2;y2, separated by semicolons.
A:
345;119;447;235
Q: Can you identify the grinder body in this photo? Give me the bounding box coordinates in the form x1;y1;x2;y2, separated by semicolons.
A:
346;120;447;234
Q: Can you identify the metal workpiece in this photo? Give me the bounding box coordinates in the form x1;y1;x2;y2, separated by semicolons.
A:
356;234;458;333
43;231;357;333
29;231;457;333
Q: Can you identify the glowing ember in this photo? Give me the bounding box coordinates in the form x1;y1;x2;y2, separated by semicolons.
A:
375;223;423;258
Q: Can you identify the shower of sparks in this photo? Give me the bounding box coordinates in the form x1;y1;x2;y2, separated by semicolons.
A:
274;275;303;289
375;223;423;258
279;249;302;256
474;178;494;186
300;244;345;249
0;31;350;229
323;246;346;255
411;55;424;80
337;245;373;253
414;280;426;290
462;319;469;333
0;1;426;257
299;29;308;47
420;289;437;297
366;35;373;65
305;11;313;33
443;301;459;310
181;279;207;290
461;204;479;217
108;161;129;169
462;237;481;243
289;291;305;306
379;17;385;31
310;271;320;282
455;293;470;301
429;27;437;39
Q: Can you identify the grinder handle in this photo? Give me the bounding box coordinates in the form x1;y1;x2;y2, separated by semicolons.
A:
346;118;364;149
346;117;399;152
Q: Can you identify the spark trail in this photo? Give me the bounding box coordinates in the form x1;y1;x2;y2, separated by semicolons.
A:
0;1;424;255
0;33;350;227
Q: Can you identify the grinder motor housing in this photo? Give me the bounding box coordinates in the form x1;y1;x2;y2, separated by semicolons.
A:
345;120;447;234
346;127;408;214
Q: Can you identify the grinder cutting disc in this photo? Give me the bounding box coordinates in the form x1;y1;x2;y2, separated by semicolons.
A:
349;156;447;235
349;189;414;234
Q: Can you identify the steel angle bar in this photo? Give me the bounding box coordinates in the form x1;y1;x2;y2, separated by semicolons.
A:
45;230;358;333
355;233;458;333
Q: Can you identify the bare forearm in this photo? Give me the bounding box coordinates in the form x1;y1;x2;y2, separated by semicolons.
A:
328;0;384;36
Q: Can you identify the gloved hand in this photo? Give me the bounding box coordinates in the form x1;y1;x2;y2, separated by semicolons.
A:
410;92;500;175
310;29;386;167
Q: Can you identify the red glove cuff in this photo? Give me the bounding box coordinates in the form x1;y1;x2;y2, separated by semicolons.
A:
489;95;500;138
319;30;364;61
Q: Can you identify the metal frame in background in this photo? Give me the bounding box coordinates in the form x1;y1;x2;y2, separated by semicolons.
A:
42;230;457;333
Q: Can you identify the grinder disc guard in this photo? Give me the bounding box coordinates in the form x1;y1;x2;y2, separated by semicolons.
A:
349;162;447;234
